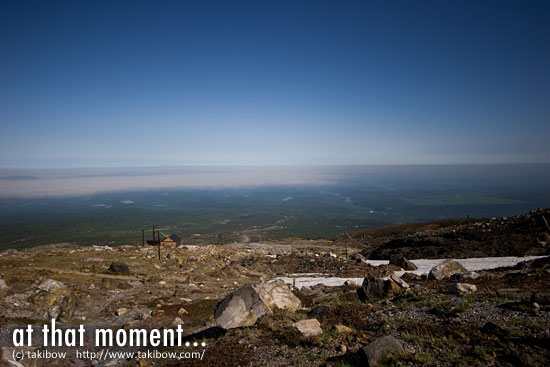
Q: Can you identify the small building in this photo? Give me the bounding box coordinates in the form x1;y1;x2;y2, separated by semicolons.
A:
146;238;160;246
161;234;181;248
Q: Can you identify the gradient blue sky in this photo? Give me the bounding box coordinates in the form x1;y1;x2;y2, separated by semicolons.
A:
1;0;549;167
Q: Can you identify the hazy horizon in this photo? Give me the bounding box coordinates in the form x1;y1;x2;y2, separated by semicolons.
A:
1;164;549;199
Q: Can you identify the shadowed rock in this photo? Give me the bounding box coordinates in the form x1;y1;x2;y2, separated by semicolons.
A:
214;285;271;329
360;335;405;367
389;255;417;270
109;261;129;274
214;281;301;329
357;276;402;302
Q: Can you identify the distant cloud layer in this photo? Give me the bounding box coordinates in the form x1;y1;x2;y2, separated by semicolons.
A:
0;167;334;198
1;164;549;199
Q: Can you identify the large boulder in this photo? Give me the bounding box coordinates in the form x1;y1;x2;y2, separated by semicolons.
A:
389;255;417;271
254;281;302;312
428;259;467;280
109;261;129;274
214;285;271;329
214;281;301;330
32;279;76;320
360;335;405;367
294;319;322;336
357;276;403;302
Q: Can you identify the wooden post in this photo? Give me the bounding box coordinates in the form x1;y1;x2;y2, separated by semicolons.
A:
344;232;348;259
152;225;156;240
141;229;145;246
466;215;469;228
157;230;161;260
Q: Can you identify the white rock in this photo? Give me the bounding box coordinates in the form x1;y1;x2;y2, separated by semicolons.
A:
448;283;477;295
294;319;323;336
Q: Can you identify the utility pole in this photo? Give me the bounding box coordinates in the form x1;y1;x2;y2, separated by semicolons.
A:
157;230;161;260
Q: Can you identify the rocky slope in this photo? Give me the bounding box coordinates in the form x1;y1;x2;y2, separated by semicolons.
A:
0;209;549;367
352;208;550;259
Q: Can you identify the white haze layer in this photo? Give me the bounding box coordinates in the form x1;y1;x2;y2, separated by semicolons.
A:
0;164;548;199
0;166;335;198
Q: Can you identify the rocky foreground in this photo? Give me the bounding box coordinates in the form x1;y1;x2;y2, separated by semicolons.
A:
0;210;549;367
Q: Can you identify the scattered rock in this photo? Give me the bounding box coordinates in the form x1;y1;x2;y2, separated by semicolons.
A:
116;307;128;316
401;272;420;281
344;280;360;287
360;335;405;367
294;319;323;336
33;279;75;320
390;274;409;289
357;276;403;302
308;305;328;317
389;255;417;271
254;281;302;312
357;276;385;301
351;253;366;263
109;261;130;274
428;259;467;280
171;317;184;327
151;309;165;316
214;285;271;329
0;279;7;290
448;283;477;295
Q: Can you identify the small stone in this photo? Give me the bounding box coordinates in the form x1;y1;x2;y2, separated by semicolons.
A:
448;283;477;295
390;274;409;289
333;324;354;333
171;317;184;327
116;307;128;316
340;344;347;353
344;280;360;287
151;309;165;316
294;319;323;336
108;261;129;274
532;302;540;310
0;279;8;290
389;255;417;271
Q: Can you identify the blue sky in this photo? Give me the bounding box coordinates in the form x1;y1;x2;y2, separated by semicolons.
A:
1;0;549;167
